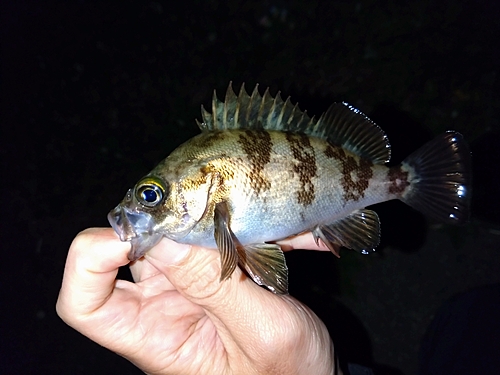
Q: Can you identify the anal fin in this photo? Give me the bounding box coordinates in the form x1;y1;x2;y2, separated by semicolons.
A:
313;209;381;255
237;243;288;295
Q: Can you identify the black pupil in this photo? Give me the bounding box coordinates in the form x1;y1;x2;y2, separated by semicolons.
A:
142;188;158;203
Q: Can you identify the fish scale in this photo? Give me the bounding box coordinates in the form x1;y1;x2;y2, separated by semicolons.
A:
166;131;355;244
108;83;472;294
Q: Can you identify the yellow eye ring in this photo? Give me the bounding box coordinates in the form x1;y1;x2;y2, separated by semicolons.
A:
135;176;167;207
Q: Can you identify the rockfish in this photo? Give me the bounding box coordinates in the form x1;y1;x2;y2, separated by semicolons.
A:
108;83;471;294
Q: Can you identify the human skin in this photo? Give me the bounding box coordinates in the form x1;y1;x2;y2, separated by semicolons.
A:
56;228;340;375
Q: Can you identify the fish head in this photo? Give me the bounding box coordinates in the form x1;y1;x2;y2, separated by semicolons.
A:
108;166;215;261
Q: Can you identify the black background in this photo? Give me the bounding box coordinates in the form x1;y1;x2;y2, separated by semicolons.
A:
2;1;500;374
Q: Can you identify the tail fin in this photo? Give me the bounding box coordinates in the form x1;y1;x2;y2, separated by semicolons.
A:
400;131;472;224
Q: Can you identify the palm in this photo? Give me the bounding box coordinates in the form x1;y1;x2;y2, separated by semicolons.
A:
98;260;227;374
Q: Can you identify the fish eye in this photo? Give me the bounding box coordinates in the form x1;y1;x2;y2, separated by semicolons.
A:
135;177;167;207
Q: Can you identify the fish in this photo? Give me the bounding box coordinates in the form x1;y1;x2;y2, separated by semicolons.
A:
108;83;472;294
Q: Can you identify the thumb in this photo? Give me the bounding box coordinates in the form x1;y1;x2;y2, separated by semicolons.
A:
144;238;290;342
144;237;252;303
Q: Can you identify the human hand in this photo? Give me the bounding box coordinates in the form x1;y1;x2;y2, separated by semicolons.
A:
56;228;339;375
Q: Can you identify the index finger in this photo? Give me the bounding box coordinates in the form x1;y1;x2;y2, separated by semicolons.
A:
276;231;332;252
56;228;131;322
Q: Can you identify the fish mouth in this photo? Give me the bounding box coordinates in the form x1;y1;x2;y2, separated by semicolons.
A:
108;204;162;261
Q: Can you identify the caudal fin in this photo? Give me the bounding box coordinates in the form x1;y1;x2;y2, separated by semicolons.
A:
400;131;472;224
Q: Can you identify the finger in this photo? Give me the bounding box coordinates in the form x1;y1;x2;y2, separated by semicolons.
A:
56;228;131;323
129;257;172;285
277;231;332;252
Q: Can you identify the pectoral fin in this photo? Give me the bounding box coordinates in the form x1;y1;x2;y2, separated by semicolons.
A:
214;201;238;281
237;243;289;295
313;209;380;256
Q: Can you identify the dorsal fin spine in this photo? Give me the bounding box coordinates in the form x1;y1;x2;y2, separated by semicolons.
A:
211;90;220;130
248;84;260;127
259;88;273;128
223;83;237;129
233;84;241;127
237;83;249;126
274;92;285;129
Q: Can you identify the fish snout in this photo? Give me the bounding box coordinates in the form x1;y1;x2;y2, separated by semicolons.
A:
108;205;132;241
108;204;154;241
108;203;163;260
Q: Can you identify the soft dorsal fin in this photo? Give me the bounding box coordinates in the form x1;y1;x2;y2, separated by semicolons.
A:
196;83;391;164
312;102;391;164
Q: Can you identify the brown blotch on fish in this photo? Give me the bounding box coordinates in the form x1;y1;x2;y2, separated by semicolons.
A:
325;144;373;202
286;132;317;206
201;161;235;196
387;167;410;195
324;143;338;159
237;130;272;195
180;172;209;191
197;131;226;148
200;156;234;179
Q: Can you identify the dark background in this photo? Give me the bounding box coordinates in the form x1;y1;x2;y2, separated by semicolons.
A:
2;1;500;374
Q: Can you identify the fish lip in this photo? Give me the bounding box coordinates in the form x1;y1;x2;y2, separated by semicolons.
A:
107;204;162;260
107;205;138;242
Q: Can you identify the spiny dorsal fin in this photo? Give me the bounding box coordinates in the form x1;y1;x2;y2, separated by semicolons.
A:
197;82;314;132
196;83;391;164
